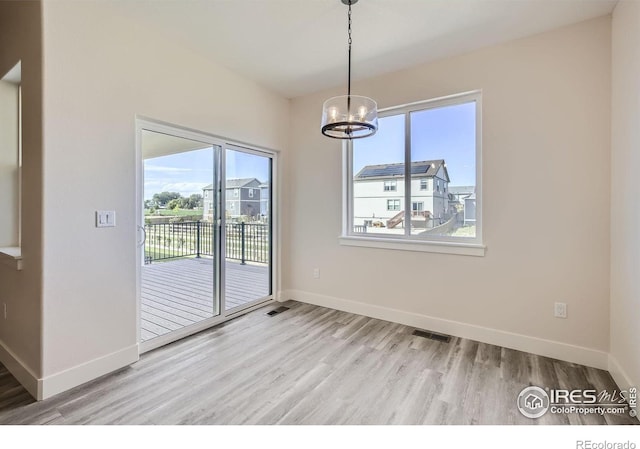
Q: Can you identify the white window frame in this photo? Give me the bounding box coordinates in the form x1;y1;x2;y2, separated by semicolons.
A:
420;179;428;191
248;188;254;198
340;90;484;257
383;180;397;192
387;199;400;211
0;62;23;270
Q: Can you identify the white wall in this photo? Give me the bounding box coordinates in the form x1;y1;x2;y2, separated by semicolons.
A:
40;1;289;396
287;17;612;368
0;1;43;398
610;0;640;392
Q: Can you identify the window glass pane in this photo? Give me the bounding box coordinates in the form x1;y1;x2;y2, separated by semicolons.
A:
225;148;272;310
410;101;476;238
352;114;405;235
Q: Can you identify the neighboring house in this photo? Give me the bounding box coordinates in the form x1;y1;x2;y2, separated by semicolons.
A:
202;178;263;221
260;183;270;217
353;160;450;229
449;185;475;205
202;185;215;222
464;193;477;225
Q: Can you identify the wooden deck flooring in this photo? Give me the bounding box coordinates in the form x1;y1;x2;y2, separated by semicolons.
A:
141;258;270;342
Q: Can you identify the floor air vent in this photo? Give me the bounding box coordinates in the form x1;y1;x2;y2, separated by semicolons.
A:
412;329;451;343
266;306;290;317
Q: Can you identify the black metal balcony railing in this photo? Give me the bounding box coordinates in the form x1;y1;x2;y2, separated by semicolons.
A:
144;221;269;265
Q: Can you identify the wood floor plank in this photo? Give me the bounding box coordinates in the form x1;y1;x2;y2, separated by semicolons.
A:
0;301;635;425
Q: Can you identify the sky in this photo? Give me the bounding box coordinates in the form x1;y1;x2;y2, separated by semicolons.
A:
353;101;476;186
144;148;270;200
144;101;474;200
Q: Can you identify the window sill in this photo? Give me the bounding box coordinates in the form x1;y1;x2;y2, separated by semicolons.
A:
338;235;486;257
0;246;23;270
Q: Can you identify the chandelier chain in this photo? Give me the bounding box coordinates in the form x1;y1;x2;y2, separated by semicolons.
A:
348;3;352;46
347;2;352;100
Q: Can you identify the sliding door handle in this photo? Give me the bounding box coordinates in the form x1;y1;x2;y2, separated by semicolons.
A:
137;225;147;247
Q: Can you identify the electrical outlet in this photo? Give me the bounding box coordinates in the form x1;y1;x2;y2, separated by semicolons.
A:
313;268;320;279
554;302;567;319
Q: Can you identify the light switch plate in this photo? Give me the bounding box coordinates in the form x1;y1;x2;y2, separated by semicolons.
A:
96;210;116;228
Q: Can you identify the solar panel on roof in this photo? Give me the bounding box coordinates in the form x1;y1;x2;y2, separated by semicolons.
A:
359;165;404;177
357;161;440;178
411;164;429;174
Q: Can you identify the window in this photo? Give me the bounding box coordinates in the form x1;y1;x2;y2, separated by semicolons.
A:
383;180;397;191
234;189;239;197
0;61;21;251
248;188;254;198
345;91;482;254
204;190;209;198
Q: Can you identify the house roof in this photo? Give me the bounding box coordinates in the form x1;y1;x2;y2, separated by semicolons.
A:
449;185;475;195
226;178;260;188
355;160;449;182
202;178;261;191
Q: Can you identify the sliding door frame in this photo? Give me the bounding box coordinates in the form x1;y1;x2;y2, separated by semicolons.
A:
135;116;279;354
223;144;276;315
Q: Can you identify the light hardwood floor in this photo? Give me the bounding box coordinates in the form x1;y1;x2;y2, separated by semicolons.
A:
0;301;636;425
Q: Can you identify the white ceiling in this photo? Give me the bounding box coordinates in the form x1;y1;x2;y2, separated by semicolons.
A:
142;130;211;159
116;0;617;98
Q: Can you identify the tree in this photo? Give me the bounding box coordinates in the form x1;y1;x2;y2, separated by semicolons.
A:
187;194;203;209
149;191;203;210
152;191;181;207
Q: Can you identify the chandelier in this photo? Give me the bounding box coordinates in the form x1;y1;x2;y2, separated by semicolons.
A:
321;0;378;140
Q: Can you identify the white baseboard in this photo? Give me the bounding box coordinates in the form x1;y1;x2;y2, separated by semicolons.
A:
608;355;639;422
40;344;139;400
0;339;40;399
284;289;609;370
608;354;637;392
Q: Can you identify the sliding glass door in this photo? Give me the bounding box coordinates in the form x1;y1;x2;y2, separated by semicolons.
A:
137;121;276;352
223;146;272;312
140;130;220;344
